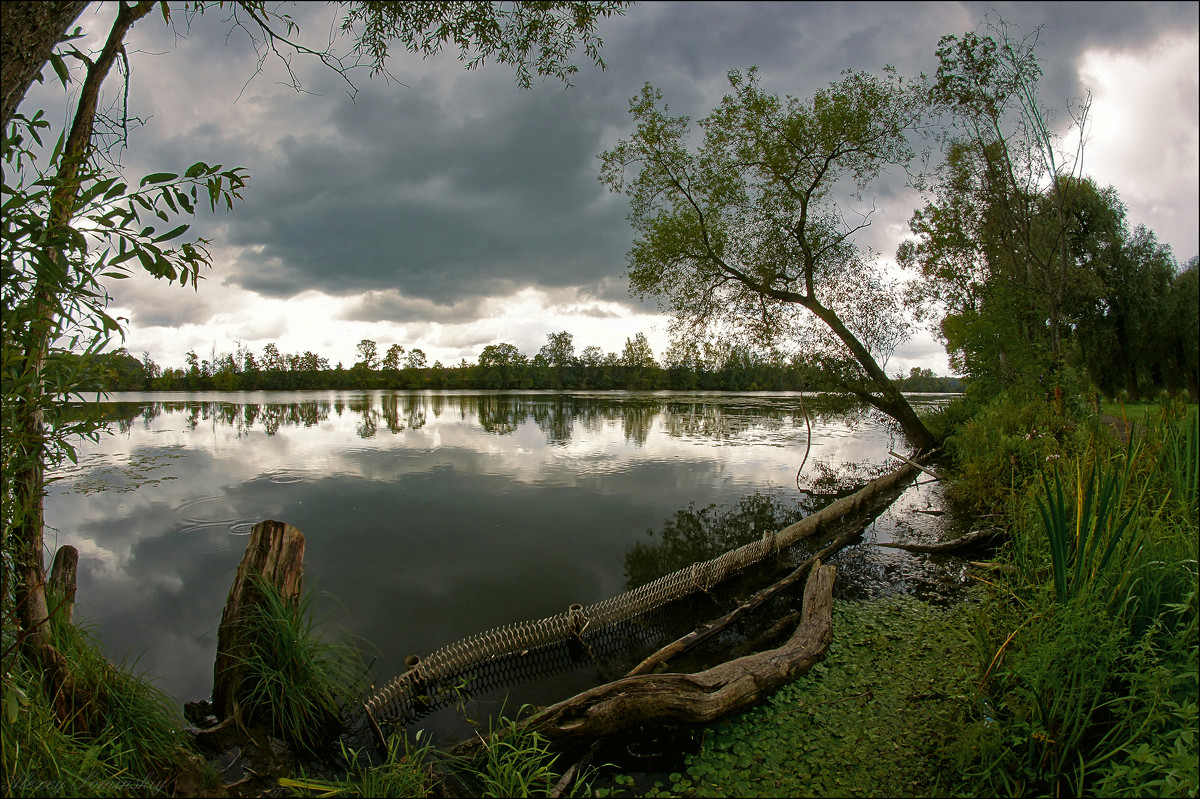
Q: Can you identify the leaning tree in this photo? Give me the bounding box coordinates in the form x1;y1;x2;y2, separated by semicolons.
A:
599;67;938;449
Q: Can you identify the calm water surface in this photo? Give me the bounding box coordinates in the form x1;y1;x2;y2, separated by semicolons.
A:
45;390;965;708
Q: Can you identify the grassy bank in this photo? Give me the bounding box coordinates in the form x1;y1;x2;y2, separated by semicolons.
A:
595;393;1198;797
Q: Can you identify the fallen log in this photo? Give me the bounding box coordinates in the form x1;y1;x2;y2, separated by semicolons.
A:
212;520;306;721
875;526;1002;554
512;562;837;748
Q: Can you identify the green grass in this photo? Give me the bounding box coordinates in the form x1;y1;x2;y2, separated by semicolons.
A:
1;601;191;797
234;575;367;753
956;405;1199;797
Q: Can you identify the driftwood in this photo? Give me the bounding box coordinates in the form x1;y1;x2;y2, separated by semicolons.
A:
509;562;837;747
212;520;306;721
875;526;1002;554
622;449;935;678
49;544;78;624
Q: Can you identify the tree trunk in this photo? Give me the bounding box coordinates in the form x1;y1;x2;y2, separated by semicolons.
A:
212;520;306;721
808;301;940;451
0;0;89;130
11;0;155;655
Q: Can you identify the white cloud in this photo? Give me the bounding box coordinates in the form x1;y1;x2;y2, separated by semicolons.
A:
1078;33;1200;258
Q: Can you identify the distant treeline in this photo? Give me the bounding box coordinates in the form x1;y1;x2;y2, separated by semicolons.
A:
86;332;963;394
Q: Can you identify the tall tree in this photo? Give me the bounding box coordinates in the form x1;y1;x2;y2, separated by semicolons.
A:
599;67;937;448
1077;224;1174;400
1162;258;1199;400
539;330;576;388
927;17;1094;365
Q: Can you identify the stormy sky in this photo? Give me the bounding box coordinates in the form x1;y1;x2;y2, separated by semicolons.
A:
19;1;1199;375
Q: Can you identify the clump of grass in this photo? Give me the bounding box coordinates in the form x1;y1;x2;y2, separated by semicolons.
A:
280;731;438;797
1033;436;1146;605
1;597;190;797
234;574;366;753
463;708;564;798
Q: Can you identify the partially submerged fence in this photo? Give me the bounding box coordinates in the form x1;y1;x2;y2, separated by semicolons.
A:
360;457;925;735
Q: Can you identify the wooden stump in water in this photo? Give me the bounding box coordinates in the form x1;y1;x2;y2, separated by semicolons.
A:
49;544;78;624
212;520;305;721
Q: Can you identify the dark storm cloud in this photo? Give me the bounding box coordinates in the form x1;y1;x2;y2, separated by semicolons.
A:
338;291;487;324
221;75;630;304
959;2;1200;111
88;1;1195;325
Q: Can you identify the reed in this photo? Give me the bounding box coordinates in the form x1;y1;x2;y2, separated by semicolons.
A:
1;598;189;797
1033;434;1146;605
963;403;1199;797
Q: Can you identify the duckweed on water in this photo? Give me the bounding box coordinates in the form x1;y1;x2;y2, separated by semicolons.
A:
660;595;979;798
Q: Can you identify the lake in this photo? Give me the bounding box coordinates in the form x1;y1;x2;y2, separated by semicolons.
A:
44;390;968;720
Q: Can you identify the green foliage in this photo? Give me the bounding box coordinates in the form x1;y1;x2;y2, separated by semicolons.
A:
647;596;978;798
339;1;631;89
1159;407;1199;519
1033;439;1146;604
235;576;366;753
957;403;1199;797
942;386;1095;513
280;731;437;797
461;709;564;798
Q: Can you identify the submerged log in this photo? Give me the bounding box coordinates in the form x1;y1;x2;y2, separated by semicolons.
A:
875;526;1002;554
212;520;305;721
626;516;871;677
488;562;837;749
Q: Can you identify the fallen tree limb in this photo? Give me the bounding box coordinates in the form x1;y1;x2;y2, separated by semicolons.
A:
623;449;933;678
507;562;836;748
887;450;945;481
875;526;1002;554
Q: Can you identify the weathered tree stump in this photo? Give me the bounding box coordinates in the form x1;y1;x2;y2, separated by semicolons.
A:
49;544;78;624
212;520;305;721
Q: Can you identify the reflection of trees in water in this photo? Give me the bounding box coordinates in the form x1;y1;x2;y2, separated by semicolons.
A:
380;394;428;434
533;397;573;445
624;491;816;590
350;395;377;438
621;401;656;446
73;393;892;450
475;394;523;435
796;459;894;497
661;402;784;439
